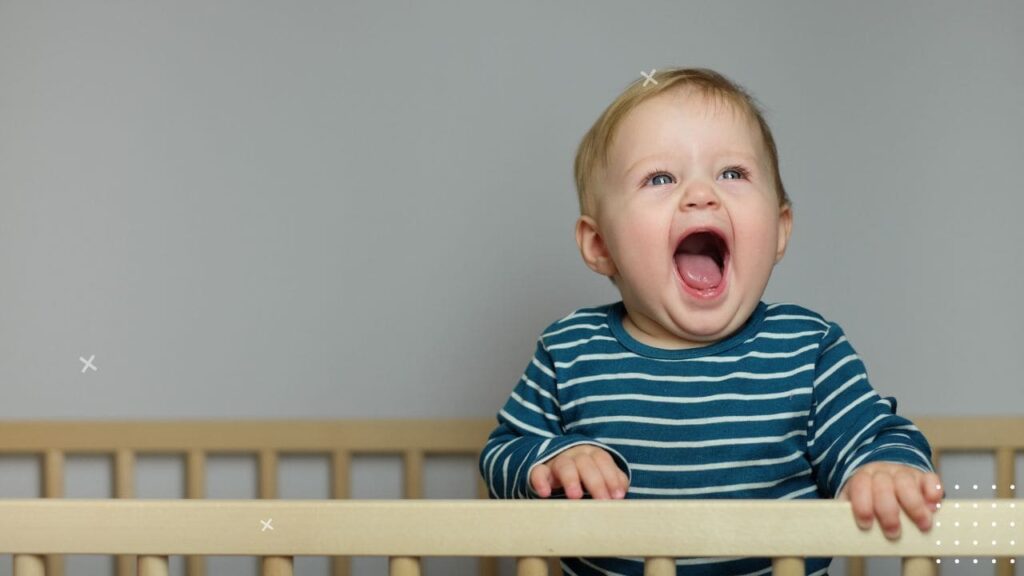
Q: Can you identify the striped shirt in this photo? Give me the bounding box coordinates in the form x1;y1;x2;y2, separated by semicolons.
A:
479;300;934;576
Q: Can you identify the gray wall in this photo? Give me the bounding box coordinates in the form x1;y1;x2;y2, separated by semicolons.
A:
1;1;1022;575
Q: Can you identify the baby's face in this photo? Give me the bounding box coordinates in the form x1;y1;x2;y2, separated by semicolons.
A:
579;89;792;348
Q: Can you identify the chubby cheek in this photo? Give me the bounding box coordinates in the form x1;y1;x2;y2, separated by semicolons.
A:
619;241;665;285
608;218;667;277
732;223;779;281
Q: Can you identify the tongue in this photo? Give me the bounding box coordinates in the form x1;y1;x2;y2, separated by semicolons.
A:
675;253;722;290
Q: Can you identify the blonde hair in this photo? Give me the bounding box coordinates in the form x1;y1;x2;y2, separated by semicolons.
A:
573;67;790;217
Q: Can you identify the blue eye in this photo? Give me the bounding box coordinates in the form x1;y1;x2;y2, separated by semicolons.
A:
651;173;673;186
641;169;675;187
721;166;750;180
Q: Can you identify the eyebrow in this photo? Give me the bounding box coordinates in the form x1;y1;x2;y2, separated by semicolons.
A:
621;155;671;181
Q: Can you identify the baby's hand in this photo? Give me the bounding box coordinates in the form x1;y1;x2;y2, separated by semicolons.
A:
836;462;944;540
530;445;629;500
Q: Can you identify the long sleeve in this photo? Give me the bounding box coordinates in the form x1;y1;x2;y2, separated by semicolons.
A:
806;322;935;498
479;337;631;499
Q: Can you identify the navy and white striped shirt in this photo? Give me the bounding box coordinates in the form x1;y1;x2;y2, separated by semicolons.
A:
480;300;934;576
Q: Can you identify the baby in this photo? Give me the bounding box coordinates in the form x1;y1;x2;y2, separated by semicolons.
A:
479;67;943;575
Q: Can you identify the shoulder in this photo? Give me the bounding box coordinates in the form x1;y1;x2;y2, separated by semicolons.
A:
763;302;855;350
537;303;617;350
761;302;835;336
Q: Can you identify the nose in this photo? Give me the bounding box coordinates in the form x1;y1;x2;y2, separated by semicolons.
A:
679;181;720;211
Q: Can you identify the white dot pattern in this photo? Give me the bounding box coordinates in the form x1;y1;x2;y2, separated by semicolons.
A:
922;484;1021;565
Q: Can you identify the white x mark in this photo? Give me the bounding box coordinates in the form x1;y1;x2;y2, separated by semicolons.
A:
641;69;658;87
80;355;97;373
261;518;274;532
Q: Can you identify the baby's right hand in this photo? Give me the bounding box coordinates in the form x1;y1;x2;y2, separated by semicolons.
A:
529;445;629;500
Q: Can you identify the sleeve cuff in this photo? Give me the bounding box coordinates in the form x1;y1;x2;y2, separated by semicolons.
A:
834;445;936;497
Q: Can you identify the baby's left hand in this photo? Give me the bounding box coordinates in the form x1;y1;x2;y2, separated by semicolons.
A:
836;462;944;540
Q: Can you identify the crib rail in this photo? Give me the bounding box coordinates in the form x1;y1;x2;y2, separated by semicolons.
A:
1;499;1019;576
0;417;1020;576
0;420;496;576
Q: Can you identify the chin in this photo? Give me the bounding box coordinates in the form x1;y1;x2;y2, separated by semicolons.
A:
673;316;733;340
672;305;742;339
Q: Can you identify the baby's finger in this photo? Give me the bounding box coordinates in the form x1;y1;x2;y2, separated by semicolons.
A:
872;474;901;540
848;474;875;530
591;450;626;498
575;455;611;499
530;464;553;498
895;472;932;531
922;473;944;507
552;457;584;499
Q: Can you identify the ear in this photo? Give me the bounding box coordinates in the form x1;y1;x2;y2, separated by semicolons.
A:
575;215;618;278
775;203;793;264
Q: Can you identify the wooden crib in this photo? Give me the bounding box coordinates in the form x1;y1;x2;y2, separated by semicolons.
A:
0;417;1020;576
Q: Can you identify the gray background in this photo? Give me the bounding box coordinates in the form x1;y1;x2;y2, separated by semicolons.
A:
1;1;1022;575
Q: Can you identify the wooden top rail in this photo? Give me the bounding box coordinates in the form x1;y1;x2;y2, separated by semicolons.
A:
0;417;1020;453
0;420;494;453
912;417;1024;450
0;499;1020;557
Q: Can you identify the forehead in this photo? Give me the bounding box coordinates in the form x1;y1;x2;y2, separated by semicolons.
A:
606;89;767;176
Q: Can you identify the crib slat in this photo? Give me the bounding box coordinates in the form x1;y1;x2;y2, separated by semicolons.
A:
186;450;205;498
902;556;936;576
476;474;501;576
262;556;294;576
389;557;421;576
517;557;547;576
331;450;352;576
186;554;204;576
117;549;135;576
42;449;65;576
257;453;287;574
997;448;1015;498
478;558;500;576
259;449;278;498
846;556;866;576
332;450;351;498
43;449;64;497
403;449;424;499
138;555;169;576
995;450;1016;576
44;554;63;576
115;449;136;576
477;474;490;499
643;557;674;576
14;554;45;576
186;450;206;576
772;557;804;576
996;447;1016;576
115;448;135;497
547;557;561;575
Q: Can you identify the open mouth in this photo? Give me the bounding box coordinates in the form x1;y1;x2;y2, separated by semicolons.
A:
674;230;729;294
